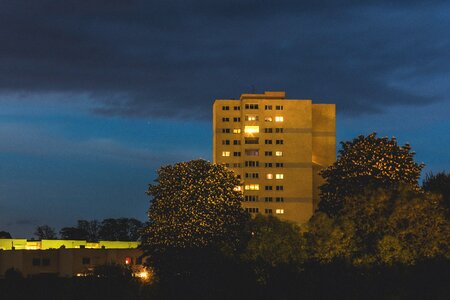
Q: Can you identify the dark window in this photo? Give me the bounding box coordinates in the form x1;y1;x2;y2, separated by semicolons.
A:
275;128;284;133
245;138;259;144
244;195;258;202
244;104;259;110
233;152;241;157
32;258;41;266
224;163;230;167
276;140;284;145
233;117;241;122
245;149;259;156
264;128;273;133
42;258;50;266
245;173;259;178
234;106;240;111
265;209;273;214
222;128;230;133
265;197;273;202
276;163;284;168
265;151;272;156
222;106;230;110
233;140;241;145
265;139;272;144
222;117;230;122
265;186;273;191
245;207;259;213
265;163;273;168
276;197;284;202
276;105;283;110
276;185;284;191
265;105;272;110
233;163;241;167
222;140;230;145
245;161;259;167
82;257;91;265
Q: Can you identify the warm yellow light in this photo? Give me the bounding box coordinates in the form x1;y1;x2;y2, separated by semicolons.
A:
276;209;284;214
138;271;149;279
264;117;272;122
244;126;259;134
234;186;242;191
275;116;284;122
275;151;283;156
222;151;230;157
233;128;241;134
244;184;259;191
275;174;284;179
246;115;258;121
266;174;273;179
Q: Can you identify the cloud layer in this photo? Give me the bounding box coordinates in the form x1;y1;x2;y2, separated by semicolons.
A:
1;1;449;118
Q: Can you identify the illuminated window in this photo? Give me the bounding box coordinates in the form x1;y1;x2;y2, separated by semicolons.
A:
266;174;273;179
265;151;272;156
264;128;273;133
125;257;132;265
233;152;241;157
265;197;273;202
265;163;273;168
234;106;240;111
234;186;242;192
233;117;241;122
276;185;284;191
265;209;273;214
265;105;272;110
244;126;259;134
244;104;259;109
276;105;283;110
222;151;230;157
275;151;283;156
265;185;273;191
245;184;260;191
275;174;284;179
222;140;230;145
233;140;241;145
264;117;272;122
276;163;284;168
276;128;284;133
233;129;241;134
276;197;284;202
245;115;258;121
222;128;230;133
276;209;284;214
245;149;259;156
222;106;229;110
276;139;284;145
222;117;230;122
275;116;284;122
245;195;258;202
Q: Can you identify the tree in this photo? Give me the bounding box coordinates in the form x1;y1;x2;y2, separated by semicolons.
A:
319;133;424;216
0;231;12;238
34;225;57;239
77;220;100;241
242;215;307;267
60;227;89;240
423;171;450;216
98;218;143;241
143;159;248;252
308;186;450;265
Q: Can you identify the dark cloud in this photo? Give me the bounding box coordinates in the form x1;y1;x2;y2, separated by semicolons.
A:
0;0;449;118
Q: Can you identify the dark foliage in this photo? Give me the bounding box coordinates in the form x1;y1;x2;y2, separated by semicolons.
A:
423;171;450;217
34;225;57;239
60;227;89;240
0;231;12;238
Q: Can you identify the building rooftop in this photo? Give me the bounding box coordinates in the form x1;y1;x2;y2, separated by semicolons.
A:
0;239;140;250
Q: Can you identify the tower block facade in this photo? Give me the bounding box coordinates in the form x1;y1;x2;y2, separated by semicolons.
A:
213;91;335;224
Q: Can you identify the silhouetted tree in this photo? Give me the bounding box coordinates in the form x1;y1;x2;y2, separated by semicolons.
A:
423;171;450;216
319;133;424;216
98;218;143;241
34;225;57;239
59;227;89;240
0;231;12;238
76;220;100;241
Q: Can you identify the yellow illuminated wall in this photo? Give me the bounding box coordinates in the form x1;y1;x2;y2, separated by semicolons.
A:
0;239;140;250
213;91;336;224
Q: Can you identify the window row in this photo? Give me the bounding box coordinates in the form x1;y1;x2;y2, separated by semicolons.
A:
243;184;284;191
222;140;241;145
264;128;284;133
222;106;241;111
221;127;285;134
243;173;284;179
245;208;285;214
223;105;283;111
222;151;283;157
222;162;284;168
222;117;241;122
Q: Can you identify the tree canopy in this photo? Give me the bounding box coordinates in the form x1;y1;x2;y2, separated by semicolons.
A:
423;171;450;216
0;231;12;238
319;133;424;216
142;159;248;253
34;225;57;239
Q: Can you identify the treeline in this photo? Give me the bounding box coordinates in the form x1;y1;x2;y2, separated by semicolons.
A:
32;218;144;241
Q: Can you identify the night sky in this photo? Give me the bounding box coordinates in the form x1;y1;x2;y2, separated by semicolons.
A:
1;1;449;237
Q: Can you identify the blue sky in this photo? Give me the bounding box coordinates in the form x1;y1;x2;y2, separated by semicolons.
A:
0;1;449;237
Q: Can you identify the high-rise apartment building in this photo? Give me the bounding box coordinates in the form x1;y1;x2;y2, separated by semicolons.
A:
213;91;335;224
